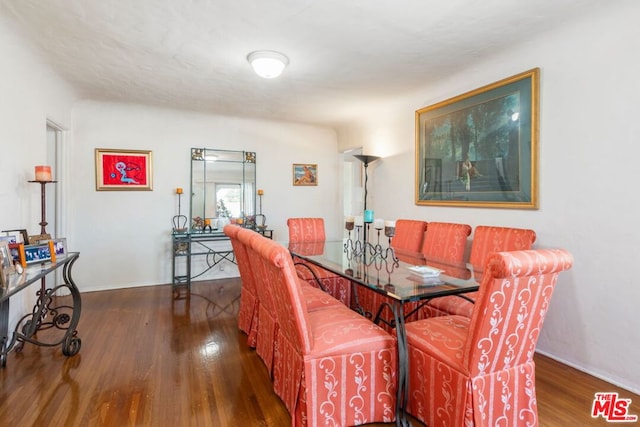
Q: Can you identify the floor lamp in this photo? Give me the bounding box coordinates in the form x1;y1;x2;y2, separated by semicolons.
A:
353;154;380;244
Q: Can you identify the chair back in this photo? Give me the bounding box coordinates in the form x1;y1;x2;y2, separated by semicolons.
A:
287;217;326;243
237;228;276;314
464;249;573;375
469;225;536;269
224;225;257;295
420;222;471;263
391;219;428;252
250;233;313;353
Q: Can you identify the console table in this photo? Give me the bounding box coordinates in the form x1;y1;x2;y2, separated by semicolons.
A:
0;252;82;367
171;228;273;297
172;231;237;296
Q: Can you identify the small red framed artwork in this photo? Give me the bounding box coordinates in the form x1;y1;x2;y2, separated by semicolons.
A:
95;148;153;191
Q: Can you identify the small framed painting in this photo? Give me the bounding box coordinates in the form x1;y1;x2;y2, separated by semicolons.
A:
20;241;56;266
292;164;318;186
53;238;67;257
29;234;52;245
95;148;153;191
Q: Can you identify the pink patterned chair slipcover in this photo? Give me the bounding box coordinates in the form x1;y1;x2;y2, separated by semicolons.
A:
250;232;397;426
425;225;537;318
420;221;471;263
225;225;259;347
287;218;352;307
406;249;573;427
228;225;344;377
390;219;428;254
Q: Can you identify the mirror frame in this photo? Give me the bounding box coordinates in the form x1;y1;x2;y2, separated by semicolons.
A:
189;148;256;232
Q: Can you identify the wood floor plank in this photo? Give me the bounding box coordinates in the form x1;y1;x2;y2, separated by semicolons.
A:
0;278;637;426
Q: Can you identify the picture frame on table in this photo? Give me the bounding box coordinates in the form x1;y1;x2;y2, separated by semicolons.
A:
95;148;153;191
292;163;318;186
53;238;67;257
8;243;23;264
29;234;52;245
0;241;15;277
19;241;56;267
1;229;29;244
415;68;539;209
0;235;17;245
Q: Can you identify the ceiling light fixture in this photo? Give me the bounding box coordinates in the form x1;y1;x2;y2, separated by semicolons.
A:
247;50;289;79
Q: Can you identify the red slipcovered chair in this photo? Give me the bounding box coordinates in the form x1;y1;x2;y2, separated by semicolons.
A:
416;222;471;319
287;218;352;306
226;224;259;347
406;249;573;427
250;233;397;426
390;219;428;254
420;221;471;263
426;225;537;318
229;226;344;376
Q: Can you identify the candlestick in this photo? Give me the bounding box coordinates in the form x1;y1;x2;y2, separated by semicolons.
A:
28;180;57;234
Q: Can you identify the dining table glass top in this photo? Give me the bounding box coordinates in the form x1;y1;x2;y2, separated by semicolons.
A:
287;240;481;303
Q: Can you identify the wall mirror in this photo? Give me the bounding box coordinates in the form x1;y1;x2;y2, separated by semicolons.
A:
190;148;256;231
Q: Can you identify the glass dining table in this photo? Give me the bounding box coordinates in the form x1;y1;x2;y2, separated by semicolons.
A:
287;240;481;427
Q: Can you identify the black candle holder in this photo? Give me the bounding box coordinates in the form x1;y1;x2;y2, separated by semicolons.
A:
28;180;57;235
172;192;188;233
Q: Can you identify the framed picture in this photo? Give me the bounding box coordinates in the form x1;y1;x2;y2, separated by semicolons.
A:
53;238;67;257
29;234;51;244
95;148;153;191
0;235;17;244
292;164;318;186
8;243;23;264
415;68;539;209
0;241;15;275
1;229;29;244
19;241;56;266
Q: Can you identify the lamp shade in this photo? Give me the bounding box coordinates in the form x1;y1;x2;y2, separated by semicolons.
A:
353;154;380;166
247;51;289;78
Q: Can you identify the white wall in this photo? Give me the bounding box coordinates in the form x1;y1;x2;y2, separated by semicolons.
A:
70;101;340;292
336;1;640;393
0;17;77;326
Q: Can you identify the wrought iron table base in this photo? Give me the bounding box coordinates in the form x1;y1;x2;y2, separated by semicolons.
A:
0;253;82;367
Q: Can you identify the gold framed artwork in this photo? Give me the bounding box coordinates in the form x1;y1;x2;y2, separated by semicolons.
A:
292;164;318;186
415;68;539;209
95;148;153;191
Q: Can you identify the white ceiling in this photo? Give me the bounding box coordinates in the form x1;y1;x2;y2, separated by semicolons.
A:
2;0;603;127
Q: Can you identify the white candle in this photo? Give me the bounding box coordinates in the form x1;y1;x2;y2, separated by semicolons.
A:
384;220;396;228
354;216;364;227
374;218;384;229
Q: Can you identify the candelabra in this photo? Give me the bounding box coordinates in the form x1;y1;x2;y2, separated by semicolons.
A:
343;217;398;266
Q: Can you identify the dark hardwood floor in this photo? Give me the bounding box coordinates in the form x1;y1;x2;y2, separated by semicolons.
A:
1;278;638;426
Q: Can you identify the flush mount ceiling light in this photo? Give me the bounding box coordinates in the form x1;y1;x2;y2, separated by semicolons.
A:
247;50;289;79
